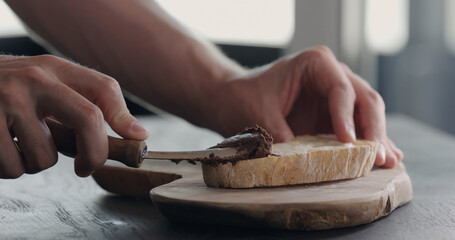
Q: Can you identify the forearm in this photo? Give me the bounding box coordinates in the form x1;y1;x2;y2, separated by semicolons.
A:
6;0;245;126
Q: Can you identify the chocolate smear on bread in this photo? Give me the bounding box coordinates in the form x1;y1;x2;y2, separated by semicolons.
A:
171;125;273;165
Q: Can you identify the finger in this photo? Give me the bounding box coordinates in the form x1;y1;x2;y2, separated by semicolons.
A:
375;143;386;166
45;57;148;140
0;117;25;178
304;48;356;142
40;83;108;177
0;55;18;61
341;65;396;167
387;138;404;161
267;113;294;143
382;145;398;168
12;113;57;174
328;85;356;143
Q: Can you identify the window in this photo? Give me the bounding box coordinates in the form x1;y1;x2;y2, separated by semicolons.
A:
365;0;409;55
0;1;295;47
156;0;295;47
0;1;26;37
444;0;455;54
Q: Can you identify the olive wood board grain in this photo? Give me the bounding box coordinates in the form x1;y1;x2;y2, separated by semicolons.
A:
92;161;412;231
92;160;201;198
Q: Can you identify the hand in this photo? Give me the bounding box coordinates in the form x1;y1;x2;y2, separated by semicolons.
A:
210;46;403;168
0;55;148;178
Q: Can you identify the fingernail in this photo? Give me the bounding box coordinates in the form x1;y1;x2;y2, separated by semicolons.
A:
346;123;356;142
131;120;148;134
348;127;356;142
379;144;386;163
396;147;404;160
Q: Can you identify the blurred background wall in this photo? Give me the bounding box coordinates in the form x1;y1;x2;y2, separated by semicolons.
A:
1;0;454;135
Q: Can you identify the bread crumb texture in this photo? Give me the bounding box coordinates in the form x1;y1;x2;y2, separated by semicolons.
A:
202;135;377;188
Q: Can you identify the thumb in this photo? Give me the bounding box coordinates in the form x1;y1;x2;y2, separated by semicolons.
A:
94;82;148;140
90;77;148;140
53;61;149;140
93;80;148;140
105;106;149;140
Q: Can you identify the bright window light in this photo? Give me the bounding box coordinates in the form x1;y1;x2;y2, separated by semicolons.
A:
0;1;294;47
156;0;295;47
0;1;26;37
444;0;455;54
365;0;409;55
341;0;363;66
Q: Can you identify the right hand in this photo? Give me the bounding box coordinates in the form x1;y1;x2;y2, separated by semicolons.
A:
0;54;149;178
206;46;403;168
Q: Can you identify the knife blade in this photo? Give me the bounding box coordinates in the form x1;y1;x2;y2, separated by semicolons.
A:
45;119;260;168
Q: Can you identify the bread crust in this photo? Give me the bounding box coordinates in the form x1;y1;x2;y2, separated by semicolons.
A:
202;135;377;188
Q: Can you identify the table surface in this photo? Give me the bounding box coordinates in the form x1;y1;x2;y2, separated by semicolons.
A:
1;114;454;240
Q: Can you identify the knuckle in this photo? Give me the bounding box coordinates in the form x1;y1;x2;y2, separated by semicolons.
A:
0;84;31;112
21;66;52;87
21;66;47;79
335;81;355;96
366;90;385;107
113;111;133;124
339;62;348;68
299;45;335;65
33;54;63;65
0;78;19;99
336;81;350;91
99;76;121;94
0;66;51;91
339;62;351;72
313;45;333;55
304;49;325;60
81;104;104;127
99;75;120;91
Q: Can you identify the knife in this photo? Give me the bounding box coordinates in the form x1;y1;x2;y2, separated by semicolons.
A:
45;119;267;168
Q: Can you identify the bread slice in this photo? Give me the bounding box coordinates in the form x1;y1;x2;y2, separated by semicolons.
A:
202;134;377;188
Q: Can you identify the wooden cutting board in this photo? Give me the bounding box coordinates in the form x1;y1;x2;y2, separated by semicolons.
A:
92;160;201;198
92;160;412;230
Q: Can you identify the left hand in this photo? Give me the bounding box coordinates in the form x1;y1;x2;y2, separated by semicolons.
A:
208;46;403;168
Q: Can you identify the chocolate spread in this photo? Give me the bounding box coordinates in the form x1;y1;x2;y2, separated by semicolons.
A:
211;125;273;159
172;125;273;165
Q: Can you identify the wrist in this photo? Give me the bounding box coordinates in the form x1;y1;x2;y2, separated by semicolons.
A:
197;57;297;137
197;68;262;137
182;43;248;131
187;66;246;131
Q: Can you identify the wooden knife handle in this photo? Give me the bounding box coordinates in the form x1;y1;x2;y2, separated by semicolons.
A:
46;119;146;168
